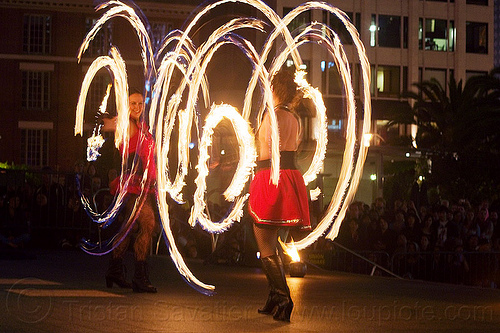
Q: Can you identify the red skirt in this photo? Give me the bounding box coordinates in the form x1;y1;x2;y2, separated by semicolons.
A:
248;168;310;229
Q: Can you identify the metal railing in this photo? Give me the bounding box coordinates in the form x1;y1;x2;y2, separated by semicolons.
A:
391;250;500;287
323;243;499;288
0;168;98;246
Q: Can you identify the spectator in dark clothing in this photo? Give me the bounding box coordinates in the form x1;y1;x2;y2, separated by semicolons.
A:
431;245;447;282
420;214;435;248
465;234;479;252
449;241;469;285
461;209;480;241
372;217;397;255
403;241;423;280
336;218;364;251
467;239;496;287
402;211;421;243
477;207;494;242
392;210;406;235
490;211;499;242
0;195;31;248
433;205;459;251
419;234;431;252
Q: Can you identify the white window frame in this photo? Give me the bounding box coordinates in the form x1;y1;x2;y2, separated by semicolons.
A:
23;14;51;54
21;70;51;110
19;121;53;168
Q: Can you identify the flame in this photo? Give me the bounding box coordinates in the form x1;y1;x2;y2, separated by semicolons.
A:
99;83;112;115
309;187;322;201
86;128;105;162
86;84;112;162
279;237;301;262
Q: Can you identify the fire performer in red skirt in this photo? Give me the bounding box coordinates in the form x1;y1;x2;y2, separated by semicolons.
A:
248;70;311;322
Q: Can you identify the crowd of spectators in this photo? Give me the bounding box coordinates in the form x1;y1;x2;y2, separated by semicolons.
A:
0;161;108;250
0;162;236;260
334;190;500;288
2;166;499;288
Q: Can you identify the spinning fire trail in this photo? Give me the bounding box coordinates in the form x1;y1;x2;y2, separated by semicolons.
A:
74;0;372;295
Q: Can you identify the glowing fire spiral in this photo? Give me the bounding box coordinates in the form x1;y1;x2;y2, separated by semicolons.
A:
74;0;371;295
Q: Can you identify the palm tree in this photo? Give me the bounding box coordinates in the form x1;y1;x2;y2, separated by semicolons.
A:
387;69;500;201
460;68;500;151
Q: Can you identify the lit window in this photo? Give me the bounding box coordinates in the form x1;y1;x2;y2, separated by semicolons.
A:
22;71;50;110
327;119;342;131
375;120;389;145
419;18;424;50
375;66;400;97
370;14;377;47
425;19;448;51
419;18;455;52
23;14;51;54
448;20;455;52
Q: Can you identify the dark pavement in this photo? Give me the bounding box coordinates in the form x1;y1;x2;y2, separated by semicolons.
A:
1;249;499;333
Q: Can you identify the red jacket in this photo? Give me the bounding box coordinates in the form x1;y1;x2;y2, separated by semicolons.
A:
110;122;156;195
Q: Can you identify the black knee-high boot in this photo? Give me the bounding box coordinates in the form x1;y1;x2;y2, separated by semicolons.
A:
105;258;132;288
260;254;293;322
258;262;279;315
132;260;157;293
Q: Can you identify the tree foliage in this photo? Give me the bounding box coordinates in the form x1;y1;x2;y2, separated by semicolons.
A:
387;69;500;202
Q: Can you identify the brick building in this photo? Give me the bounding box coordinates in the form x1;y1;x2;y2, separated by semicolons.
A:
0;0;196;171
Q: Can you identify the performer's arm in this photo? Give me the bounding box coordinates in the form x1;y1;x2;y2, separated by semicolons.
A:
102;116;117;132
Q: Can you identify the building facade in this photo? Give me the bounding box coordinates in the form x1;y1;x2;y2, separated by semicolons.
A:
0;0;495;203
273;0;494;202
0;0;195;172
495;0;500;67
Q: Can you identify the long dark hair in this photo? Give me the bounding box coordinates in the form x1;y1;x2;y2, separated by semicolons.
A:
271;69;303;113
129;87;143;96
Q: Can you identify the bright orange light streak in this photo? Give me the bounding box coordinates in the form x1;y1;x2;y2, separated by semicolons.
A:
279;237;301;262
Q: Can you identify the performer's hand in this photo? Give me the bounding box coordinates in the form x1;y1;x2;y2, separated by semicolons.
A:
102;116;117;131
